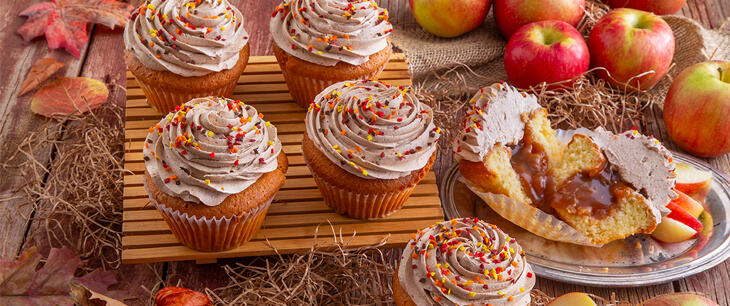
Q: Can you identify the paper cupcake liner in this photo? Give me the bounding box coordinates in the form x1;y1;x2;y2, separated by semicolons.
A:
134;76;239;114
464;180;598;246
143;178;273;252
278;60;389;109
308;167;416;220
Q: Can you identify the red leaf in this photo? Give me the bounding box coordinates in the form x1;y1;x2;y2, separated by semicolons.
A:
17;0;134;58
155;287;212;306
0;247;128;305
31;77;109;119
19;58;66;96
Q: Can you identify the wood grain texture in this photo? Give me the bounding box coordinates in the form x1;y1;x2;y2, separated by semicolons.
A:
0;0;728;303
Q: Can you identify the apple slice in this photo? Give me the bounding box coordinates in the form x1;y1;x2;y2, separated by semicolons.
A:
674;163;712;203
670;188;704;218
651;216;698;243
547;292;597;306
666;202;703;238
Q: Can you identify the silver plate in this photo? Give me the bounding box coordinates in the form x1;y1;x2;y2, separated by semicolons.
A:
439;152;730;286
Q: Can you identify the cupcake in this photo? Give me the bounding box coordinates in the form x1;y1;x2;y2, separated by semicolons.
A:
453;83;676;245
124;0;250;113
302;80;440;220
393;218;536;305
270;0;393;108
143;97;288;252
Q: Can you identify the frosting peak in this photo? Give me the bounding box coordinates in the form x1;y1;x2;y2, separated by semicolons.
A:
452;83;542;163
398;218;535;306
305;80;440;179
143;97;282;206
270;0;393;66
124;0;249;77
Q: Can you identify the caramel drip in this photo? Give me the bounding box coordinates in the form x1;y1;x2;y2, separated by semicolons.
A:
510;139;554;215
549;163;633;219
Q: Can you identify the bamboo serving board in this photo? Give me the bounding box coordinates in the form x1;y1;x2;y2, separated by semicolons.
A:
122;54;445;264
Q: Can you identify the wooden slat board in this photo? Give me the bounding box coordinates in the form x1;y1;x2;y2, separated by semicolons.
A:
122;53;445;264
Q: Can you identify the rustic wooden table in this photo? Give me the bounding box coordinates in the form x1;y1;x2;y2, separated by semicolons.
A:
2;0;729;305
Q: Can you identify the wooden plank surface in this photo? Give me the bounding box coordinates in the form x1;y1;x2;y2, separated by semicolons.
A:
120;54;447;264
0;0;728;304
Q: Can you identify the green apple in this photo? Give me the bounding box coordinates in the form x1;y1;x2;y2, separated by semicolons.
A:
409;0;493;38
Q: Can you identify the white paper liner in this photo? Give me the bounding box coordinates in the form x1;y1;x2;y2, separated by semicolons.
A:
462;178;598;246
310;168;415;220
277;54;390;109
144;178;273;251
460;128;608;247
134;75;239;114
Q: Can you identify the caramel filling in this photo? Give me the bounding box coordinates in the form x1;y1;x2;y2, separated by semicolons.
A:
549;164;633;219
510;137;554;215
510;136;634;219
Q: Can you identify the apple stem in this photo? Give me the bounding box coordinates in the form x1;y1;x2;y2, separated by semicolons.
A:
720;67;726;82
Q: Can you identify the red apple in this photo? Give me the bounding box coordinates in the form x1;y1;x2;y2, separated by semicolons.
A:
670;189;704;218
664;61;730;158
505;21;590;89
642;293;719;306
603;0;687;16
666;202;703;237
493;0;585;39
409;0;492;38
588;8;675;91
548;292;597;306
651;216;697;243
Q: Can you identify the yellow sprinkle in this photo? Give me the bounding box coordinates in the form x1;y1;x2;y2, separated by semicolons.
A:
444;263;450;269
367;135;373;141
207;131;214;136
362;170;368;176
459;246;465;251
265;121;271;127
435;263;441;268
333;145;339;149
520;288;525;292
221;26;226;31
498;291;504;296
267;140;274;146
469;292;476;297
147;4;155;9
162;14;168;19
205;179;210;185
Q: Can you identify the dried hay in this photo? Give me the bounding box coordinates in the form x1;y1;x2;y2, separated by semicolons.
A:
0;101;126;270
208;226;398;305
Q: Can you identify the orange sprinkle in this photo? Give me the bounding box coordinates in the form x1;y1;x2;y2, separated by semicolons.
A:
259;113;264;118
324;129;328;135
340;130;346;135
356;146;362;152
508;297;514;302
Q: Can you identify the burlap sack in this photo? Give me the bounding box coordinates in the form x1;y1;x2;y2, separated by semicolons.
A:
390;2;730;104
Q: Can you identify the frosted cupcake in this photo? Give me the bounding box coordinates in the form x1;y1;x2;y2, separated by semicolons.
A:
302;80;440;220
125;0;250;113
270;0;393;108
143;97;288;252
393;218;535;305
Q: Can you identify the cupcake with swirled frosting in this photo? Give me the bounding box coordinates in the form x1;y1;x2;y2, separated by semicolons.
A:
270;0;393;108
124;0;250;113
393;218;535;306
302;80;440;219
143;97;288;252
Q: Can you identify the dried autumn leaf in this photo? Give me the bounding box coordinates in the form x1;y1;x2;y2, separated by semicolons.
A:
70;283;127;306
19;58;66;96
17;0;134;58
0;247;128;306
31;77;109;119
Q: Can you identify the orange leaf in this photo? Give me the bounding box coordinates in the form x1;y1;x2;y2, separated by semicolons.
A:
30;77;109;119
19;58;65;96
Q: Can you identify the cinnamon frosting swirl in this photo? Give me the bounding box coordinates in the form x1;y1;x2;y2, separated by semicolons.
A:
124;0;249;77
305;80;440;179
143;97;282;206
397;218;535;306
270;0;393;66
